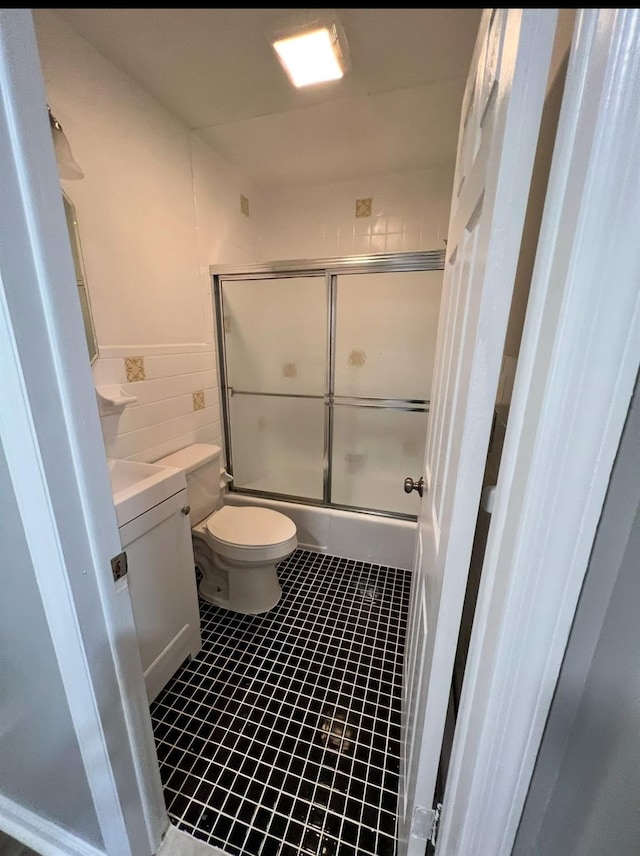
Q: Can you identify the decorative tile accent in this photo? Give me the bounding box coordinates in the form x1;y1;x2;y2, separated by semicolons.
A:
240;194;250;217
124;356;145;382
150;549;409;856
192;390;205;411
355;197;373;218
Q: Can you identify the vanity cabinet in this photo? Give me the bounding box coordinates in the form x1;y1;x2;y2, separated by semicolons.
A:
117;486;201;703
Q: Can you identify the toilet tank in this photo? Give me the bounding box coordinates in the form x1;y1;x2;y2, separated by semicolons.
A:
156;444;222;526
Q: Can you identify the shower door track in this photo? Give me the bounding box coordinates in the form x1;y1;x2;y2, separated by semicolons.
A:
211;251;444;521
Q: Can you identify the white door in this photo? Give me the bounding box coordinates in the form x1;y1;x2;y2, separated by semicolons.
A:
0;10;166;855
399;9;558;854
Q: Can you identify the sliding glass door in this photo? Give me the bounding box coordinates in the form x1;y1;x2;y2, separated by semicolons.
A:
331;269;441;515
214;252;443;518
222;275;327;500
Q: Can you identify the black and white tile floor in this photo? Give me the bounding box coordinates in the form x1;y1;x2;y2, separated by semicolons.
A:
150;549;411;856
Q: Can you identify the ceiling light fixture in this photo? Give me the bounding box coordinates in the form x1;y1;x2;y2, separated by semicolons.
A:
272;23;348;88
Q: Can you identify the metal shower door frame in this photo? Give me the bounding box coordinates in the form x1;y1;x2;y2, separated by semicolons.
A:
211;250;445;520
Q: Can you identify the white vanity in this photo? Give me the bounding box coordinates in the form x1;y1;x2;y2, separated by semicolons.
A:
109;459;201;703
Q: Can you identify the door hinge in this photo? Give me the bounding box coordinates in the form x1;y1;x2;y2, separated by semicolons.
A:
411;802;443;847
111;551;128;582
430;802;443;847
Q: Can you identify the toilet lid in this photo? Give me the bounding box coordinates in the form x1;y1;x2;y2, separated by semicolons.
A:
206;505;296;547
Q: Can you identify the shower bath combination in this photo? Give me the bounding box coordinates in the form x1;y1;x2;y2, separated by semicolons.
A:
212;250;444;560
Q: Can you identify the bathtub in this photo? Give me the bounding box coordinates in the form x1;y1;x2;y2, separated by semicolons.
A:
224;492;417;570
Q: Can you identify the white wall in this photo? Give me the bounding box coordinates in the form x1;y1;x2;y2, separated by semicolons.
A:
33;10;259;464
33;9;455;477
33;9;203;348
513;377;640;856
0;443;102;847
254;166;453;261
191;134;257;271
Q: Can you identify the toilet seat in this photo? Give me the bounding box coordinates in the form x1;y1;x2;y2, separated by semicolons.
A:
205;505;297;562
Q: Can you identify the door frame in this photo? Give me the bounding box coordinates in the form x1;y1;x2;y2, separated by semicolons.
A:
0;10;166;855
1;7;639;856
438;8;640;854
401;11;559;854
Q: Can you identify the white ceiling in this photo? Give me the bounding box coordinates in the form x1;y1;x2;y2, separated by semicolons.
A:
54;8;482;189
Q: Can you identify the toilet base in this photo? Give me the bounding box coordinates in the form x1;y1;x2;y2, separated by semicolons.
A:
191;513;296;615
195;547;284;615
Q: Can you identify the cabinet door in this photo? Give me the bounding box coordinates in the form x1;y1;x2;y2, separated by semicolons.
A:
118;487;201;703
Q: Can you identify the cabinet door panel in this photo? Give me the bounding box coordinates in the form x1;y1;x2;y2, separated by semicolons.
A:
119;488;201;702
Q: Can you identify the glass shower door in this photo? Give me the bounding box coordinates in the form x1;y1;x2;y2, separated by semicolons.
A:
221;275;327;500
216;257;445;518
331;269;442;514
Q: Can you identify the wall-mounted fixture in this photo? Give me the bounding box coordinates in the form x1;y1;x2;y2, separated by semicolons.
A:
48;106;84;180
95;385;137;416
271;17;350;88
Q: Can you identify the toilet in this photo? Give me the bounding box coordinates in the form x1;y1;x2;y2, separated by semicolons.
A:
156;443;297;615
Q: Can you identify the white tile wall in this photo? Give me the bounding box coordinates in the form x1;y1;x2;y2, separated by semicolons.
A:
191;133;259;274
93;345;221;464
255;166;455;261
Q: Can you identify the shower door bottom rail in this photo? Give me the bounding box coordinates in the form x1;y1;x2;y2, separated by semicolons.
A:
228;484;419;522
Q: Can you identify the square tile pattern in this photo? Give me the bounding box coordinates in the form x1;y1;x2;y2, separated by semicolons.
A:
150;549;411;856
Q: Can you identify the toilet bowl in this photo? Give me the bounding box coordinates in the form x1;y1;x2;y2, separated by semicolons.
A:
156;444;297;615
192;505;297;613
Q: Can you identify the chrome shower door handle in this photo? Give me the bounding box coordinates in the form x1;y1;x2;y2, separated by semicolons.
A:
404;476;424;497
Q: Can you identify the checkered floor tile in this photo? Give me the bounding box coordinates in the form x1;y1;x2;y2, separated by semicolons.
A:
150;549;411;856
